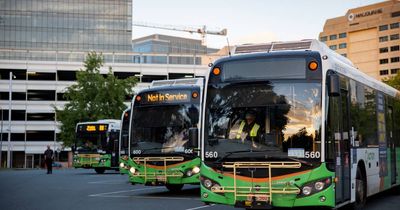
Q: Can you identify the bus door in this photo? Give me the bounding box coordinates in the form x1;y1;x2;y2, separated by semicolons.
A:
327;74;351;204
108;131;119;167
338;88;351;203
387;106;396;184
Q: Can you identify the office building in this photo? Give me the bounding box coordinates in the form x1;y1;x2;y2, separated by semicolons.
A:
132;34;218;65
319;0;400;80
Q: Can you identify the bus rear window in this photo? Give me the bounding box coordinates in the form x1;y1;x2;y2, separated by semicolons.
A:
221;58;307;81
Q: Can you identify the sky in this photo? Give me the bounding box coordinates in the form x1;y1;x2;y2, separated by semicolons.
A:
132;0;384;49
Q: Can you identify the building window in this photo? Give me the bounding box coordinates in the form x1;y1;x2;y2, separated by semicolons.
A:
27;113;55;121
380;59;389;64
113;72;139;79
379;36;389;42
391;45;400;52
379;25;389;31
11;133;25;141
390;34;399;41
380;70;389;75
341;53;347;57
329;45;337;50
27;90;56;101
339;33;347;38
380;47;389;53
390;22;400;29
26;131;55;141
329;34;337;40
339;43;347;49
11;110;26;121
320;36;328;42
392;11;400;18
28;72;56;81
57;70;76;81
0;69;27;80
168;73;194;79
391;57;400;63
141;75;168;83
57;92;67;101
391;68;399;74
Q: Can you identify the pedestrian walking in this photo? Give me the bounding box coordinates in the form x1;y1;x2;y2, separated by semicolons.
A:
44;145;54;174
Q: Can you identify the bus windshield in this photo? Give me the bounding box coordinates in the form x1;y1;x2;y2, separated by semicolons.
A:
131;104;199;155
76;132;107;153
204;81;322;162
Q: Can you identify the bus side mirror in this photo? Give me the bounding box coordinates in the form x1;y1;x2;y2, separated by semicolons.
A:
328;73;340;97
189;127;199;148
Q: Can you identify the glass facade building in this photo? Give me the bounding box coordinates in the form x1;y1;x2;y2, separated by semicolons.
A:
0;0;132;55
132;34;218;65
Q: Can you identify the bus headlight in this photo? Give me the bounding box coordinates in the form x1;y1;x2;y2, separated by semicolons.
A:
129;167;136;174
302;186;312;196
204;179;213;188
315;181;325;191
186;170;193;177
192;166;200;174
200;176;224;195
120;162;125;168
298;177;332;197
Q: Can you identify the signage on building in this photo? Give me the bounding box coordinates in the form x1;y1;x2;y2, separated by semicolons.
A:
348;8;383;21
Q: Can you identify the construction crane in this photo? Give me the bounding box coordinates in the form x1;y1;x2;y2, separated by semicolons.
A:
132;21;227;46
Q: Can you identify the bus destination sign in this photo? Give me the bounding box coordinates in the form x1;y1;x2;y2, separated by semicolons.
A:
141;90;191;104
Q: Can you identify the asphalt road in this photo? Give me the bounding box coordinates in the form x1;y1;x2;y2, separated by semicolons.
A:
0;169;399;210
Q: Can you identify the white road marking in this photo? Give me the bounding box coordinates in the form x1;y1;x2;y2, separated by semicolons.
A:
88;187;163;197
185;204;216;210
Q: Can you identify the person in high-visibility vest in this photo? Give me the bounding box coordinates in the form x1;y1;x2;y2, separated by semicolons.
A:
236;111;261;142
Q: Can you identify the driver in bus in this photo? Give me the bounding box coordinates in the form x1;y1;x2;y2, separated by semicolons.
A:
233;110;261;145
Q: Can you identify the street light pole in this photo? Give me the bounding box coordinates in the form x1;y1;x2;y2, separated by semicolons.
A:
7;72;14;168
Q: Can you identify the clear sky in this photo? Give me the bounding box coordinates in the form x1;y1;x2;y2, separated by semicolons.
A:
133;0;384;49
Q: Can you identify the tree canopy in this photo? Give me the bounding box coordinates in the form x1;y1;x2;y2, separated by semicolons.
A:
55;52;137;147
384;74;400;90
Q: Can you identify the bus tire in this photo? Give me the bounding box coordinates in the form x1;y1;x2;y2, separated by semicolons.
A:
95;168;105;174
166;184;184;192
352;166;366;210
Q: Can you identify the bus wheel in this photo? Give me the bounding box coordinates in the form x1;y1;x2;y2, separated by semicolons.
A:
95;168;105;174
166;184;184;192
353;167;366;210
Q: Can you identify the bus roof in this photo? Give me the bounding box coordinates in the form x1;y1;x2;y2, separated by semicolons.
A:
150;78;204;88
137;78;204;95
220;39;400;99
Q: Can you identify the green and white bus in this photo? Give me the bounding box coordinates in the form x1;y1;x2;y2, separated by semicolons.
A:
199;40;400;209
73;119;121;174
119;108;131;175
128;78;203;192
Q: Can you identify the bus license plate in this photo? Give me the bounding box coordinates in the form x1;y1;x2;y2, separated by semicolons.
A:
256;195;268;202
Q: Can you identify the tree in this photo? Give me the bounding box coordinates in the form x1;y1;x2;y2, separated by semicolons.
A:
384;74;400;90
55;52;137;147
